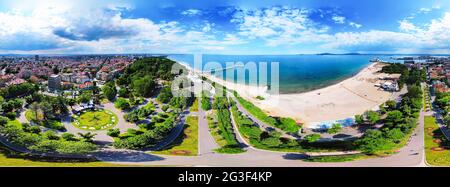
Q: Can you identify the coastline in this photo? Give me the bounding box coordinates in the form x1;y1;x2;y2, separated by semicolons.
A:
178;60;398;128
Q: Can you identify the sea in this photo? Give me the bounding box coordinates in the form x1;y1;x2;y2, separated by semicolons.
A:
167;54;439;94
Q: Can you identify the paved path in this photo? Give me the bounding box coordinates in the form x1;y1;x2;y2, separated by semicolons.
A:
227;93;298;140
94;108;426;167
197;106;220;155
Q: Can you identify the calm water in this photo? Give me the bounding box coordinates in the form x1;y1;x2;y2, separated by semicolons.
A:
168;54;384;94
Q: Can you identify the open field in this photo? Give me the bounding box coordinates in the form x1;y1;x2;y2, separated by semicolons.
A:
150;116;199;156
424;116;450;166
72;109;118;131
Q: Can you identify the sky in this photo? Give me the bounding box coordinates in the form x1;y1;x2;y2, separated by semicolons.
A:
0;0;450;54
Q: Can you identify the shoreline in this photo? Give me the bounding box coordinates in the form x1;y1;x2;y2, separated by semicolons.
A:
178;60;397;128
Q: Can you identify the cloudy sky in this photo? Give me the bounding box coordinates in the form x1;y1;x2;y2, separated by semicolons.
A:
0;0;449;54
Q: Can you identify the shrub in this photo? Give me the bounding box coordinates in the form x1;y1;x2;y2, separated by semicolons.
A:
303;134;321;143
61;133;78;141
114;98;130;110
43;130;60;140
0;116;9;126
327;124;342;134
5;112;17;120
107;128;121;137
356;129;396;154
260;137;282;147
161;105;169;112
364;110;380;124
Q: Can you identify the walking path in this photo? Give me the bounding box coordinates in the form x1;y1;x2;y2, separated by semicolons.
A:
227;92;298;140
93;107;426;166
197;106;220;155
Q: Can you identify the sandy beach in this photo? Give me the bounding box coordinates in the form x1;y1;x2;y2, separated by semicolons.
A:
184;62;401;128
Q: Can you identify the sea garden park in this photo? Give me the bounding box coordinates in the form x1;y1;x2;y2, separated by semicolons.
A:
0;55;434;165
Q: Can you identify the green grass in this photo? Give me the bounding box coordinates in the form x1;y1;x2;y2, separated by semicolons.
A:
207;111;245;154
207;111;229;147
233;92;300;133
25;110;65;130
424;116;450;166
304;154;369;162
190;98;199;112
72;109;118;131
25;110;44;122
150;116;198;156
214;147;246;154
0;144;126;167
255;96;265;100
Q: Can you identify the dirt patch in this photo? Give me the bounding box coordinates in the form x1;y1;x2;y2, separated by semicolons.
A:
431;147;445;152
433;139;442;144
170;150;191;155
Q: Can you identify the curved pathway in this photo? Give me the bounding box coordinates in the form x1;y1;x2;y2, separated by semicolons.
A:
94;107;425;167
227;93;298;140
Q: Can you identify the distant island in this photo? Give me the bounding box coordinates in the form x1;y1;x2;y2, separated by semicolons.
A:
316;52;362;55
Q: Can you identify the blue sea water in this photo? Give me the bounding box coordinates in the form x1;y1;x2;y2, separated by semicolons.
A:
168;54;387;94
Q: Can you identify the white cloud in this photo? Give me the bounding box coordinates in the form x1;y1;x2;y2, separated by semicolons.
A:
418;8;432;14
332;15;346;24
231;7;330;46
181;9;202;16
323;12;450;53
349;22;362;28
398;19;418;32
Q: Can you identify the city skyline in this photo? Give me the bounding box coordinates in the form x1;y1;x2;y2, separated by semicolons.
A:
0;0;450;55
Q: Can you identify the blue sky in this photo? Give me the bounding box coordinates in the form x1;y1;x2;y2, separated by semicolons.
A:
0;0;449;54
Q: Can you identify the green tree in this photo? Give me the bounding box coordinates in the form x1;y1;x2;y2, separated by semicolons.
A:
132;75;156;97
385;100;397;111
114;98;130;110
384;128;404;143
107;128;121;137
157;86;173;103
385;110;403;128
102;81;117;101
327;123;343;134
303;134;321;143
356;129;396;154
364;110;380;125
61;133;77;141
355;114;364;124
78;132;96;143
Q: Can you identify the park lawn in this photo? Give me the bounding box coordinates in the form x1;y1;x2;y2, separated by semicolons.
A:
233;92;300;133
25;110;44;122
207;111;228;147
0;146;129;167
150;116;199;156
304;154;371;162
73;109;118;131
424;116;450;166
190;98;199;112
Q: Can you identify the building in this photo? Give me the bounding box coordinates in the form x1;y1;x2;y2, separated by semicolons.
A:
381;81;399;92
48;74;61;92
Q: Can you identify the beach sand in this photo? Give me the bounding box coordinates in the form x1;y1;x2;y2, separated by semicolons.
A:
185;62;399;128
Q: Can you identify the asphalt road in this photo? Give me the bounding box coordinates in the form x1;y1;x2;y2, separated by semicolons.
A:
95;110;426;167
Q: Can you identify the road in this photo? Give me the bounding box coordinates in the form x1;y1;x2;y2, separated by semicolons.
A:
197;105;220;155
94;108;426;167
